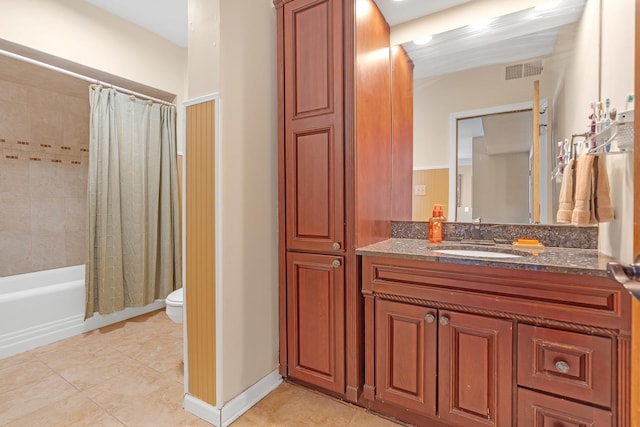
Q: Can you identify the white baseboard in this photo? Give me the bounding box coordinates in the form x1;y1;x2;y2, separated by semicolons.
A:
221;369;282;426
183;394;221;426
82;300;165;331
183;369;282;427
0;301;165;359
0;314;85;359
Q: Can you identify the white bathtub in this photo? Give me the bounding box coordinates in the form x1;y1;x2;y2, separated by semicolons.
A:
0;265;165;359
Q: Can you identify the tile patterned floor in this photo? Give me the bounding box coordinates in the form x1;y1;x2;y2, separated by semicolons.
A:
231;382;402;427
0;310;401;427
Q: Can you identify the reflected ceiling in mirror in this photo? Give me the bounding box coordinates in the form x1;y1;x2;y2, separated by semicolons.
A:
373;0;587;80
398;0;586;79
374;0;472;27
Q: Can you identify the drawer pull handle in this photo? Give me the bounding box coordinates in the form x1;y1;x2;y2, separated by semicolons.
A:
439;316;450;326
332;259;341;268
333;242;341;251
425;314;435;323
555;360;570;374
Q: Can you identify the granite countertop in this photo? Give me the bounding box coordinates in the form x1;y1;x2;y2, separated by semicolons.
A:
356;238;616;277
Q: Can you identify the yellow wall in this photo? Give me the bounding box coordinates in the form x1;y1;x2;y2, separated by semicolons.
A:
185;101;217;405
412;169;449;221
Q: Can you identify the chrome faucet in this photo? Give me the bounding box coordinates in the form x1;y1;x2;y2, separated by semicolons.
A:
467;217;495;243
471;217;482;240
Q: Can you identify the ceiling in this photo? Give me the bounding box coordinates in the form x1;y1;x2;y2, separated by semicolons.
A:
373;0;472;27
0;0;586;101
77;0;586;80
458;110;533;163
82;0;188;48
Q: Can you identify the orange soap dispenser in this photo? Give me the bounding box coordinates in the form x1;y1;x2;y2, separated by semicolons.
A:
429;204;443;244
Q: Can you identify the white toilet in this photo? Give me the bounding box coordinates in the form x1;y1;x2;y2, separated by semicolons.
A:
165;288;184;324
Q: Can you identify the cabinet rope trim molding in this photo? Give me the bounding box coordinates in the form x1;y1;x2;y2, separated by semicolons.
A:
374;292;618;337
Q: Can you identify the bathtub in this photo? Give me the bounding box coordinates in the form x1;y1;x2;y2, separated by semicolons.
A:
0;265;165;359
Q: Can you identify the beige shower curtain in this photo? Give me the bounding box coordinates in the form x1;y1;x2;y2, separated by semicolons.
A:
85;86;181;318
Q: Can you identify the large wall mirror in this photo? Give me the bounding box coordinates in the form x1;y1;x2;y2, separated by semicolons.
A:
374;0;631;225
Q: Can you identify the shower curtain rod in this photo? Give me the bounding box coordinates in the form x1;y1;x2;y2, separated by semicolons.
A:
0;49;176;107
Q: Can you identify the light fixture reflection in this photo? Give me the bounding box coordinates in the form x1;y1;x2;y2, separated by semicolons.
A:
469;18;494;31
535;1;561;12
413;34;433;45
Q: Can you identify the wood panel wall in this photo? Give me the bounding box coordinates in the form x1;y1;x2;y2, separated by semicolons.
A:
412;169;449;221
354;0;392;248
177;154;183;227
185;100;216;405
391;46;414;221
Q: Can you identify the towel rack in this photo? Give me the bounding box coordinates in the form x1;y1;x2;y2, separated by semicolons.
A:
587;119;634;155
569;132;590;159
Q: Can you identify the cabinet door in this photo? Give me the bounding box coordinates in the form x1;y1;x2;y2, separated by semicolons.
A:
375;299;437;416
438;311;513;427
286;252;345;394
284;0;344;253
517;388;612;426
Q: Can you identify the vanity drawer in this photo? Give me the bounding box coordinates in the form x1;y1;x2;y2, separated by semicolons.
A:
517;388;612;426
517;324;612;407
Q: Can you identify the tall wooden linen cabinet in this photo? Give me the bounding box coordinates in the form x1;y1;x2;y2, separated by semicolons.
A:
274;0;413;401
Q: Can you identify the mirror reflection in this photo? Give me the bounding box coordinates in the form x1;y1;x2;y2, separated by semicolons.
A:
376;0;603;224
456;109;534;223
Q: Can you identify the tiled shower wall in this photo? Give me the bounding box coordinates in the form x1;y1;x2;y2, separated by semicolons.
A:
0;79;89;277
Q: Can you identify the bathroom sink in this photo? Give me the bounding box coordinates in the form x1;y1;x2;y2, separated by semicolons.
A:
434;248;524;259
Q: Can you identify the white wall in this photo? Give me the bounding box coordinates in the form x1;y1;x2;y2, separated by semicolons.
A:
472;138;530;223
560;0;634;261
413;63;546;169
187;0;279;405
188;0;221;98
218;0;279;403
598;0;635;262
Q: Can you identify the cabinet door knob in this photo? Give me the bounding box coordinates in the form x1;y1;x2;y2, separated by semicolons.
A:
555;360;570;374
333;242;341;251
439;316;450;326
425;314;435;323
332;259;341;268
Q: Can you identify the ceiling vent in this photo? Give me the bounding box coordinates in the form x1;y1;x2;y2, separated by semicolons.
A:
505;60;543;80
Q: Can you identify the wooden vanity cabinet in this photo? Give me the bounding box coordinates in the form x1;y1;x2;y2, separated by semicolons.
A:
286;252;345;394
374;300;513;426
362;256;631;427
374;300;437;417
275;0;412;399
282;0;344;254
438;311;512;427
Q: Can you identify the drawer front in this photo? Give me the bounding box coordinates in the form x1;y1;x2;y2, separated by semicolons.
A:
518;324;612;407
517;388;612;426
